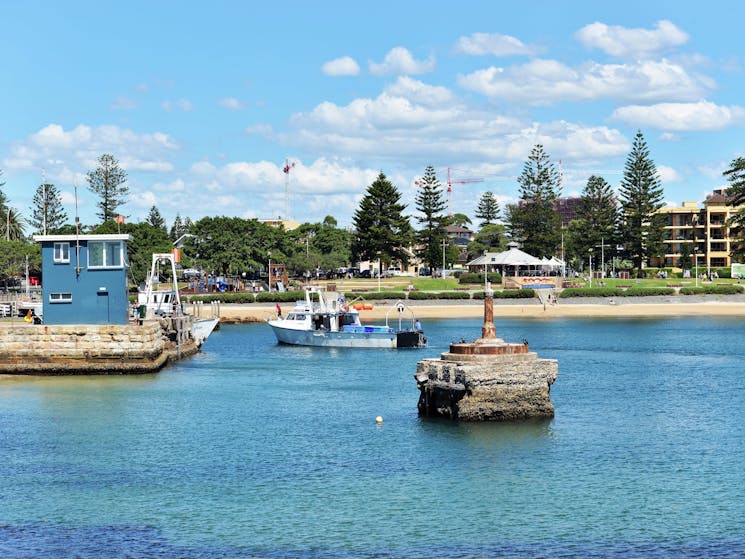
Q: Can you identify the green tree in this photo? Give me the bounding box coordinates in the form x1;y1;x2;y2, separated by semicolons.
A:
146;205;167;232
475;191;500;227
724;156;745;258
678;241;692;271
414;165;449;270
506;145;561;258
565;175;619;267
450;212;472;228
467;223;507;259
184;217;284;277
0;240;41;282
618;131;666;274
30;183;68;234
86;153;129;223
170;213;184;242
351;172;413;265
0;179;26;241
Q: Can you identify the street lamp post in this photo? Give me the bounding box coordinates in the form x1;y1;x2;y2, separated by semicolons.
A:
442;238;447;277
268;251;272;292
694;246;699;287
588;249;593;288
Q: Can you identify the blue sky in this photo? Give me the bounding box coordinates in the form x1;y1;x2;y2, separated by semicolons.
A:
2;1;745;229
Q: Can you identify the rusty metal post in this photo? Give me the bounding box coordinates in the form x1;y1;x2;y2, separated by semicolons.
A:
481;286;496;340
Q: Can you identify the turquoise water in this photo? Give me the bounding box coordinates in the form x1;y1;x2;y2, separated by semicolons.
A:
2;317;745;558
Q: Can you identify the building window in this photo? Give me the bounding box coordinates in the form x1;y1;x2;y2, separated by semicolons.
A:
88;241;123;269
49;292;72;303
53;242;70;263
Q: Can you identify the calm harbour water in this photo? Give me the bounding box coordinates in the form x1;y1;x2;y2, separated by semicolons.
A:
2;316;745;558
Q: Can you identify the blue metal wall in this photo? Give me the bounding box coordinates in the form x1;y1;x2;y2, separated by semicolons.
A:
40;239;130;325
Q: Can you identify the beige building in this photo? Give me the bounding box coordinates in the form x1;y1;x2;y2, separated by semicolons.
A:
651;189;741;270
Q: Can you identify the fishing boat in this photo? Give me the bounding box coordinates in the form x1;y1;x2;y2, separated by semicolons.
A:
267;286;426;349
138;253;219;346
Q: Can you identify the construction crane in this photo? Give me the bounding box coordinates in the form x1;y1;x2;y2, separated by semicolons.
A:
446;167;484;215
282;159;295;220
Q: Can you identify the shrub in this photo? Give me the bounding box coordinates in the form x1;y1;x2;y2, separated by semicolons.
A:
185;292;258;304
473;289;535;299
622;287;676;297
559;287;621;298
679;285;744;295
458;272;502;285
355;291;408;301
409;290;471;300
254;291;307;303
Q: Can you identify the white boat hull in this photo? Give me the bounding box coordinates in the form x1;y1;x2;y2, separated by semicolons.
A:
192;318;219;346
268;322;397;348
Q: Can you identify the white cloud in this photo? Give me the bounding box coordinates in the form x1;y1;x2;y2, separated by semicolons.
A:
257;90;629;165
2;123;178;184
112;96;137;110
457;58;710;104
167;157;381;223
453;32;537;57
575;20;689;58
321;56;360;76
219;97;245;110
612;101;745;131
161;98;193;112
658;165;682;183
369;47;435;76
384;77;455;107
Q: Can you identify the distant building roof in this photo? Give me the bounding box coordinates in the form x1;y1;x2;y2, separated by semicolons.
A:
34;234;131;242
259;218;301;231
445;225;473;234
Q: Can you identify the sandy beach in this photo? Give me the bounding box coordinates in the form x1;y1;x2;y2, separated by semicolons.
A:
216;296;745;322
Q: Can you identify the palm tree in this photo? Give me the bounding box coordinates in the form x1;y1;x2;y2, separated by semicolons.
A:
0;206;26;241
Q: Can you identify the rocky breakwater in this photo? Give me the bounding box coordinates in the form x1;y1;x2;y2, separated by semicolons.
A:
0;319;199;375
415;290;558;421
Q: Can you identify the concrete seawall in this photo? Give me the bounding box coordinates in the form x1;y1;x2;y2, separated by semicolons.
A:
0;320;198;375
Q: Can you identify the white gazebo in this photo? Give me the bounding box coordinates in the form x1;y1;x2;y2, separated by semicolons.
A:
467;242;563;289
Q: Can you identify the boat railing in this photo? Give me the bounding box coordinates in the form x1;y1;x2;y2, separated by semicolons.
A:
384;300;417;332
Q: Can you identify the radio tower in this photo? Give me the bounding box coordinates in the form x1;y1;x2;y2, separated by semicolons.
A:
282;159;295;220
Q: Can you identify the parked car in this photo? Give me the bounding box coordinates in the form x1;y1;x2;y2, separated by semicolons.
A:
382;266;402;278
359;269;372;278
418;267;431;277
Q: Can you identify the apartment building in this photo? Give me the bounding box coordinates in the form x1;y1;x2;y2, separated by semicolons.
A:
650;189;742;270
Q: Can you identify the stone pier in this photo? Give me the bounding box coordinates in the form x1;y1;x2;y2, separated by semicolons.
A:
415;289;558;421
0;319;199;375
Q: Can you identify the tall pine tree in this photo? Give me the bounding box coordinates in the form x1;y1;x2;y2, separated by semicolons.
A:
723;156;745;258
474;191;500;227
618;131;665;274
566;175;619;268
146;205;166;232
506;144;561;258
351;172;412;265
414;165;449;270
30;183;68;234
86;153;129;223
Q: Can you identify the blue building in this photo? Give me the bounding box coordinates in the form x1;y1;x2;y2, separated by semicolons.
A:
34;234;131;325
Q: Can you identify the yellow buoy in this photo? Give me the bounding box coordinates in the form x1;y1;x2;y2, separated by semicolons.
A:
375;416;383;424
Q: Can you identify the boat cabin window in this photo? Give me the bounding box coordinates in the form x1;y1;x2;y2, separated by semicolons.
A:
294;314;306;321
340;314;357;326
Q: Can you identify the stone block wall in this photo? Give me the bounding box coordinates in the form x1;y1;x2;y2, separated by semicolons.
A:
415;355;558;421
0;322;175;374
